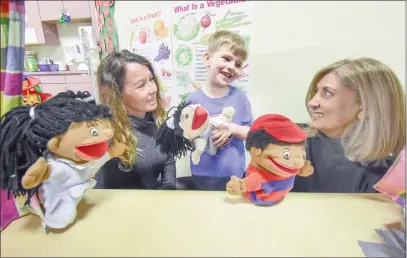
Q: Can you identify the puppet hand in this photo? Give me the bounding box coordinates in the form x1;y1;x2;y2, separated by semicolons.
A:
298;160;314;177
109;142;126;158
226;176;245;195
212;123;233;147
222;107;235;120
191;150;201;165
22;157;51;189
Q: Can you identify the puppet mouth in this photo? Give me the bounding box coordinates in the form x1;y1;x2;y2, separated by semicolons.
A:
75;140;109;160
268;157;300;175
192;105;209;130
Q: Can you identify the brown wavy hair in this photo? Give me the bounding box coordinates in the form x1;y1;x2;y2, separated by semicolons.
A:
97;50;166;168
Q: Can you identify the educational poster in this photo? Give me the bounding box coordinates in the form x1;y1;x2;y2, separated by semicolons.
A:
95;0;120;59
171;0;252;103
129;10;175;109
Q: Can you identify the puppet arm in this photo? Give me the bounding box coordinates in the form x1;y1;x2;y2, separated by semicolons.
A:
298;160;314;177
226;174;262;195
22;157;51;189
108;141;126;158
22;158;70;189
212;107;235;128
191;138;207;165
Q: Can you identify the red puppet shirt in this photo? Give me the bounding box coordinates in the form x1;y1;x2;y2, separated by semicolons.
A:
243;164;296;205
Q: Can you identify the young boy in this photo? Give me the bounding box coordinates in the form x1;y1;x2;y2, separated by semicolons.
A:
185;30;253;190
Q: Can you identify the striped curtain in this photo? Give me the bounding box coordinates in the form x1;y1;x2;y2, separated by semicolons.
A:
0;0;24;116
0;0;25;231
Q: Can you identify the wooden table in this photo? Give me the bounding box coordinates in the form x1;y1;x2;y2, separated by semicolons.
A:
1;190;403;257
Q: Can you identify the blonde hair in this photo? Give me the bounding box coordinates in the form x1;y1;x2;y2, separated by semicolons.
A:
306;57;406;162
208;30;248;62
97;50;166;168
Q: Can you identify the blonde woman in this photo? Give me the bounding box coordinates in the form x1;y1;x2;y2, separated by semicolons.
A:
293;57;405;193
94;50;176;189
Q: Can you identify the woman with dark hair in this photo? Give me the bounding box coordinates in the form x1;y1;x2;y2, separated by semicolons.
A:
95;50;176;190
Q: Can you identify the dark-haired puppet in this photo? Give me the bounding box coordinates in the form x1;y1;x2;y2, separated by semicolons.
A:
0;91;125;231
226;114;314;206
156;101;235;165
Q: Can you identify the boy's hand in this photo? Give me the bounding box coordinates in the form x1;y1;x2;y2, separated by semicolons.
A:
212;123;233;147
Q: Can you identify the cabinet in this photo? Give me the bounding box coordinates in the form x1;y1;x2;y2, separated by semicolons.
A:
25;1;60;45
37;1;64;21
62;1;91;20
32;73;95;97
38;1;91;22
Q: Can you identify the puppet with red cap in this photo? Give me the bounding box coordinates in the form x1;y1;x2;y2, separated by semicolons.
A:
226;114;314;206
156;101;235;165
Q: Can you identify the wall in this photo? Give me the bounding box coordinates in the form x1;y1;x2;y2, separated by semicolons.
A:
114;1;406;177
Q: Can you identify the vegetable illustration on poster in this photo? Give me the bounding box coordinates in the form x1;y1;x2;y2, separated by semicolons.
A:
171;0;252;102
129;10;174;110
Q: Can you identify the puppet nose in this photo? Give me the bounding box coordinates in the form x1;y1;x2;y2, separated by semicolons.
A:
192;105;209;130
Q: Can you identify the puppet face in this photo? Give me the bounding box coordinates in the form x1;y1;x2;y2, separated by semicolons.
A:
179;104;211;140
250;143;306;177
47;118;113;162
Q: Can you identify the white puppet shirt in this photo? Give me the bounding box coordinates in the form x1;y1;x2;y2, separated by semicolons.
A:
38;153;110;229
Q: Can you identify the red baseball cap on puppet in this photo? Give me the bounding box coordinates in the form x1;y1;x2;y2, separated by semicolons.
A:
250;114;308;143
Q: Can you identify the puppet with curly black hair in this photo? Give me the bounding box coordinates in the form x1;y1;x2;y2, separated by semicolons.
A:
156;101;235;165
0;91;125;232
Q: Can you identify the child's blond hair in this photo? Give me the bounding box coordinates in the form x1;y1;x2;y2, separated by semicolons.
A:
208;30;248;62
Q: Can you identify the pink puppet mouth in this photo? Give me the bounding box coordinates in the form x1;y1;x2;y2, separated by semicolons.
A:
192;105;209;130
268;157;300;175
75;140;109;160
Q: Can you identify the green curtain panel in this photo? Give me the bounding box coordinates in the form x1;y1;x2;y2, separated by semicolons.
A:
95;0;119;59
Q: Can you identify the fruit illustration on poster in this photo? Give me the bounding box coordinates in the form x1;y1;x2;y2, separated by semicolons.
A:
139;31;147;44
154;20;168;38
154;42;170;62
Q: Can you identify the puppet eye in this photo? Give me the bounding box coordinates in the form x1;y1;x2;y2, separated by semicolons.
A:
90;127;99;136
283;151;291;160
185;114;189;119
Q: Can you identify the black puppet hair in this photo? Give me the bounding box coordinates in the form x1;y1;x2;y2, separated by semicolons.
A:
55;90;95;103
156;101;193;159
0;91;112;201
245;129;306;152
